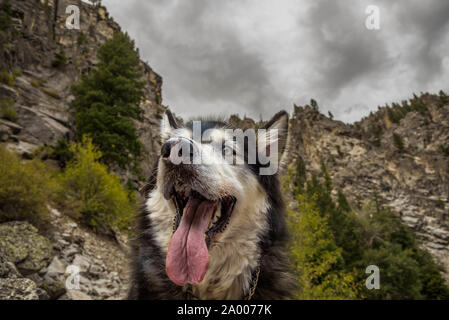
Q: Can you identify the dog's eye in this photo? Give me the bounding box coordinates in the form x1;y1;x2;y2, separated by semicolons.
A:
222;145;234;157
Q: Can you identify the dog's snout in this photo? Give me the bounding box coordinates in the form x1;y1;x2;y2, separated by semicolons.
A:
161;138;195;163
161;141;171;159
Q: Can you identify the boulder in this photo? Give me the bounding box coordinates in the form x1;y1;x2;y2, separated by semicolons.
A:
46;256;66;277
0;254;21;279
0;278;39;300
72;254;91;273
39;279;66;300
0;222;52;275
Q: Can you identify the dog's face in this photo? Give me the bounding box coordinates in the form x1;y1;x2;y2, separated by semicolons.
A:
156;110;288;287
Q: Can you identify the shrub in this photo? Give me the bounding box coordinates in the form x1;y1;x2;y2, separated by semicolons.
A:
0;71;14;86
42;87;60;99
0;0;12;31
370;124;383;147
31;79;40;88
51;51;67;69
31;78;47;88
435;199;445;209
12;67;22;77
438;90;449;108
440;144;449;157
58;136;135;233
0;145;57;224
0;97;18;122
77;32;88;46
52;137;74;168
393;133;405;152
31;144;54;160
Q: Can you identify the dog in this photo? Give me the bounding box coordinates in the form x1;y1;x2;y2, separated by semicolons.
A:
128;109;296;299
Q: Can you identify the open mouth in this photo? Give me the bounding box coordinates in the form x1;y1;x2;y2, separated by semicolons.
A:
164;183;236;286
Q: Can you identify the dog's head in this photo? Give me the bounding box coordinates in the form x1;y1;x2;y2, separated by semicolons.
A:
156;110;288;286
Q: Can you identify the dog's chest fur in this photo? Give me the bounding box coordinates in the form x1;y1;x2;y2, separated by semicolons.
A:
146;182;269;300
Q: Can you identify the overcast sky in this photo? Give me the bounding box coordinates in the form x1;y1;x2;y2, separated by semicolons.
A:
101;0;449;122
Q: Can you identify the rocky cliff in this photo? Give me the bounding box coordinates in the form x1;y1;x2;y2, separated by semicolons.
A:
0;0;163;300
0;0;164;180
287;94;449;280
0;209;129;300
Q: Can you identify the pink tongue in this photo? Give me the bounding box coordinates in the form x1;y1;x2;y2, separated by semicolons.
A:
166;198;217;286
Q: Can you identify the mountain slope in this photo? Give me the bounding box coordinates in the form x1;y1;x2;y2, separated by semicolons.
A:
0;0;164;181
286;94;449;280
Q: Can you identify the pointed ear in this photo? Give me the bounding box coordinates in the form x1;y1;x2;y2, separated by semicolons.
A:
161;109;178;140
261;110;289;157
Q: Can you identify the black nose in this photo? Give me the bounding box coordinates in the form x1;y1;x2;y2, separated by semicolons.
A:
161;139;195;162
161;141;171;158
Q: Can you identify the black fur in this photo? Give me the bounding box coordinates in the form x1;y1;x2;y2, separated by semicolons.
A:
128;114;296;300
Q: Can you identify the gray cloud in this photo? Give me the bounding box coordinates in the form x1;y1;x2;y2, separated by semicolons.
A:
393;1;449;84
301;1;392;99
102;0;449;122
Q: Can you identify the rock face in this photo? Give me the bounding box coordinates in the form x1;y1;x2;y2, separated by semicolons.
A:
0;222;52;275
0;0;161;301
0;209;129;300
0;221;50;300
0;278;39;300
287;95;449;280
1;0;164;179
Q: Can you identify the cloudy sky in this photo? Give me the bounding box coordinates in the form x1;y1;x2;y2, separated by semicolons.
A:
101;0;449;122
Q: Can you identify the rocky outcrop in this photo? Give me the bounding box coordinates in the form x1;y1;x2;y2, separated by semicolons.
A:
0;209;129;300
0;222;52;275
0;278;39;300
0;221;50;300
0;0;162;301
286;95;449;280
1;0;164;180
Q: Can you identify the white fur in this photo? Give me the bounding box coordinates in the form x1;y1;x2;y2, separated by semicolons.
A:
148;122;273;299
146;162;269;299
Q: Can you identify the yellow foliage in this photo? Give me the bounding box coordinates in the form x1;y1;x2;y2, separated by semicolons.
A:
58;136;134;233
287;194;359;300
0;145;57;223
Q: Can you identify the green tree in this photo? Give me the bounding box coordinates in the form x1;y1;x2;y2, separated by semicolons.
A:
393;133;405;152
71;31;145;172
51;137;74;168
0;0;12;32
356;200;449;299
288;194;358;299
285;158;449;300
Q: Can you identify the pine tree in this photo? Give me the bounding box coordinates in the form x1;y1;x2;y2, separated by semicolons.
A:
393;133;405;152
71;32;145;172
285;158;449;299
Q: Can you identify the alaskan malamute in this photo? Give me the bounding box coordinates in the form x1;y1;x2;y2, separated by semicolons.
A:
128;110;295;299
